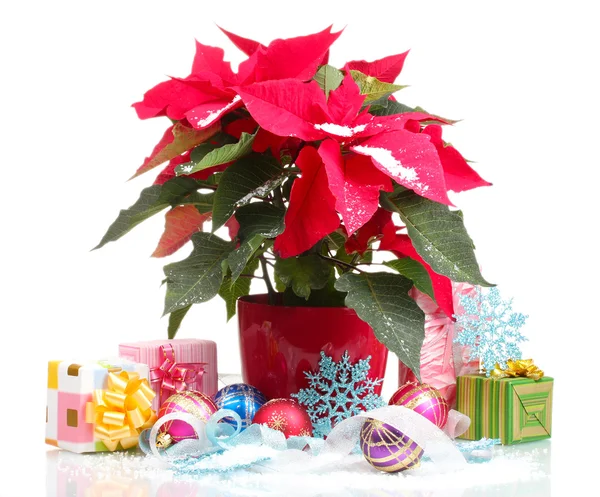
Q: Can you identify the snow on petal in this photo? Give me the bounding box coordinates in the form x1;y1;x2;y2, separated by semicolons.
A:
313;122;367;138
185;95;242;130
351;130;452;206
319;140;391;236
351;145;418;182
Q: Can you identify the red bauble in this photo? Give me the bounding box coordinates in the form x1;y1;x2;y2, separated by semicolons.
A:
252;398;313;438
389;382;449;429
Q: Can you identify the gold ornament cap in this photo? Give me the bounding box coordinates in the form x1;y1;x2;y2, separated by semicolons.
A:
156;432;173;449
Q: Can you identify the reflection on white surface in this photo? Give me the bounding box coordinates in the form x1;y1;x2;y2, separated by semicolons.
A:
46;440;551;497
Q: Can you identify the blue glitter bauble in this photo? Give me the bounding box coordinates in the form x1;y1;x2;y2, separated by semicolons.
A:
213;383;267;430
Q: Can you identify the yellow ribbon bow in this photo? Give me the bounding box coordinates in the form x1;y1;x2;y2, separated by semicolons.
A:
490;359;544;381
85;371;157;451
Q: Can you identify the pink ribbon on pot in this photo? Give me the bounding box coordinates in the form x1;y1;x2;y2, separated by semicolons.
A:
150;344;206;406
400;283;480;408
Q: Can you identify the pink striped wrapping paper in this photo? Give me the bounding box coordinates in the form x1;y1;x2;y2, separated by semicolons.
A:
118;339;218;411
398;283;480;408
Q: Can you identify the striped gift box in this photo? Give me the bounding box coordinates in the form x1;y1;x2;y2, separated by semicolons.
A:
119;339;218;411
456;374;553;445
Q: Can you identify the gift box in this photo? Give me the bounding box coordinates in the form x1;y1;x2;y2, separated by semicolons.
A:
118;339;218;411
45;358;152;453
398;283;480;408
456;374;554;445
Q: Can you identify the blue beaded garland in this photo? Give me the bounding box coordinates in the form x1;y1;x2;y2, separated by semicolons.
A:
213;383;267;429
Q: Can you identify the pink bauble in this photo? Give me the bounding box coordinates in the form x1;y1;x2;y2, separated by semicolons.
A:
157;391;217;443
252;398;313;438
389;382;449;428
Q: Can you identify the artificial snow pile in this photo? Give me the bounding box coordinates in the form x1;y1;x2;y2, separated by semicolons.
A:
51;442;550;497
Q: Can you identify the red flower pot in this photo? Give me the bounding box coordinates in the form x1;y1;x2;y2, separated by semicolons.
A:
237;294;389;400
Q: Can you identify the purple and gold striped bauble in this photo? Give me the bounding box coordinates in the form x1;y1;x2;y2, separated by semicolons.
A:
360;418;423;473
389;382;449;429
157;391;217;443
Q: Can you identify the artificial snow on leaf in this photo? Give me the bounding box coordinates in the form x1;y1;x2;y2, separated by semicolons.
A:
212;153;286;231
335;272;425;379
380;233;454;318
176;131;256;175
384;188;492;287
163;232;233;315
454;287;528;374
291;351;385;438
234;202;286;242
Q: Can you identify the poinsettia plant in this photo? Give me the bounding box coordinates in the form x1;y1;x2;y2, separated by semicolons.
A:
96;26;492;378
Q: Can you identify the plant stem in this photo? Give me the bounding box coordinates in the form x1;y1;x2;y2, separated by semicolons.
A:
272;187;285;208
259;255;277;305
318;254;364;273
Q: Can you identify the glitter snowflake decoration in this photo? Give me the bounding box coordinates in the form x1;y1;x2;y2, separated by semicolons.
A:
291;351;385;438
454;287;528;375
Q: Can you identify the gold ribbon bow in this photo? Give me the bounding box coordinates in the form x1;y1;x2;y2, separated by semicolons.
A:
490;359;544;381
85;371;157;451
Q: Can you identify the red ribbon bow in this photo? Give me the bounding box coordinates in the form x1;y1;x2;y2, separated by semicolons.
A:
150;344;205;405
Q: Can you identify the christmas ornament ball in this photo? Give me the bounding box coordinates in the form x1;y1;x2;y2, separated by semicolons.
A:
360;418;423;473
157;391;218;446
252;398;313;438
389;382;449;428
213;383;267;429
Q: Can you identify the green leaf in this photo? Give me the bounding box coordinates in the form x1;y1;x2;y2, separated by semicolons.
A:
176;132;256;176
94;177;201;249
163;232;233;314
191;134;236;163
314;65;344;99
167;305;191;339
369;100;415;117
176;191;214;212
274;254;333;300
385;258;435;301
219;258;259;321
212;153;286;231
235;203;286;241
227;234;264;283
335;272;425;379
323;231;346;252
385;189;492;286
350;70;406;103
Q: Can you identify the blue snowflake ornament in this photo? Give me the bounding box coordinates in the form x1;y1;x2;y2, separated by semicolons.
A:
454;287;528;375
291;351;385;438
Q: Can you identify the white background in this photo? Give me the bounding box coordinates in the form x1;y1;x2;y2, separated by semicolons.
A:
1;0;598;494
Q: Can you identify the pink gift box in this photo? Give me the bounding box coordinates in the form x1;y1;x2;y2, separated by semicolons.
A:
118;339;218;411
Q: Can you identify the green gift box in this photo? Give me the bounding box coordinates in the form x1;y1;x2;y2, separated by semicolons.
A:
456;374;553;445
